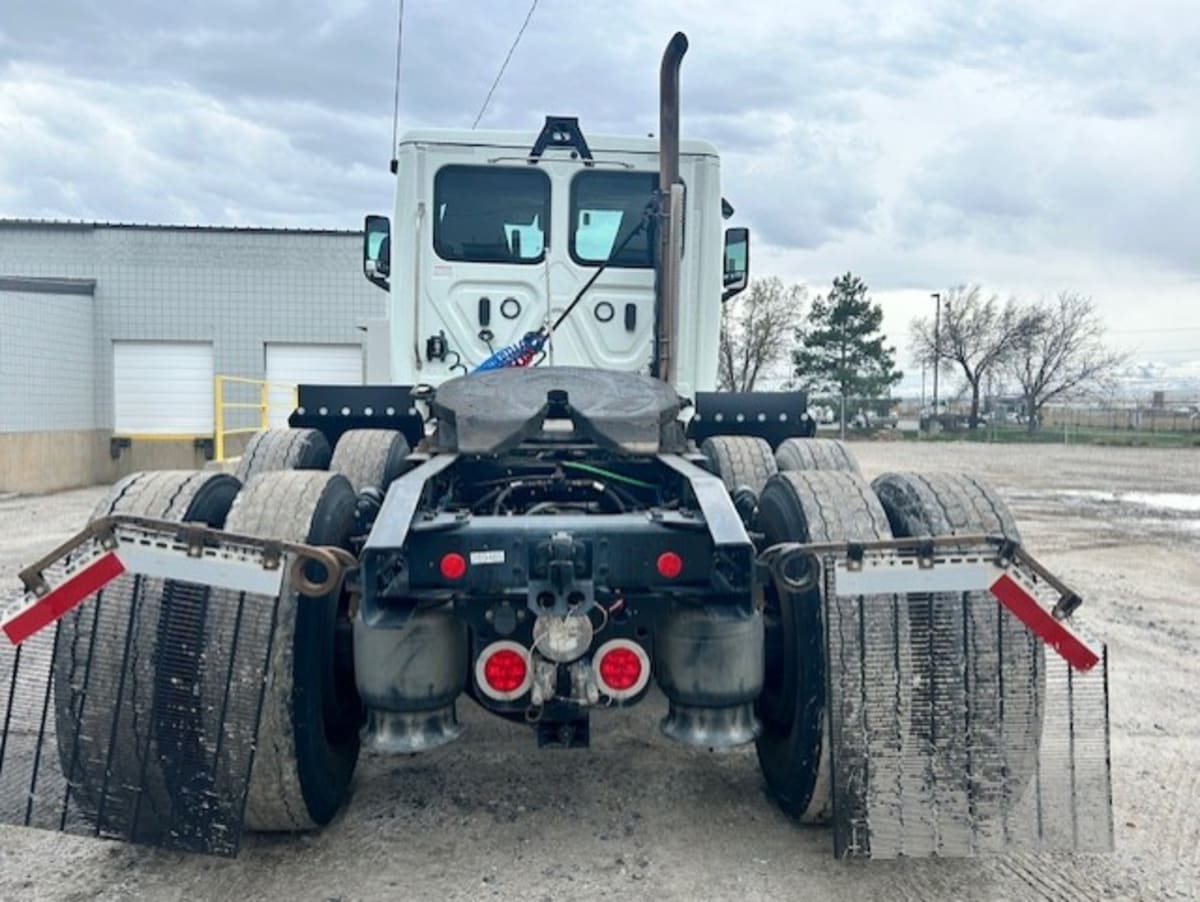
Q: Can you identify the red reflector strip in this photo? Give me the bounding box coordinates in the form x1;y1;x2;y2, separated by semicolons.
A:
2;552;126;646
989;573;1099;672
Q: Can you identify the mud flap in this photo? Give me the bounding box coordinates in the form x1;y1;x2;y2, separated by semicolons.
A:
817;543;1113;858
0;525;288;856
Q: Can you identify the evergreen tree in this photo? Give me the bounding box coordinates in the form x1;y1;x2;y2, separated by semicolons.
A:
792;273;902;421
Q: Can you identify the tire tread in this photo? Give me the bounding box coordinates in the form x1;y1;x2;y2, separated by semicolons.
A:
700;435;778;494
774;438;860;473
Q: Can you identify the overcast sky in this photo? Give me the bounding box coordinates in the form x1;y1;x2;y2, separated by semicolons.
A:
2;1;1197;385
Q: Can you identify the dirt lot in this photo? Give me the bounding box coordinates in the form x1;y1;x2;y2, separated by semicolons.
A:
0;442;1197;901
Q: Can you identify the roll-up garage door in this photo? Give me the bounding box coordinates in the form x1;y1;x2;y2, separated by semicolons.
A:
265;343;363;428
113;341;214;435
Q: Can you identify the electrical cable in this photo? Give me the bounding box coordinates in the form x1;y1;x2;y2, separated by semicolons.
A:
472;0;539;129
474;208;652;372
560;461;658;490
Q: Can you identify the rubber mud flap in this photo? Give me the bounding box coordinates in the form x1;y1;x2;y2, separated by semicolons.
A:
870;470;1046;857
40;470;263;854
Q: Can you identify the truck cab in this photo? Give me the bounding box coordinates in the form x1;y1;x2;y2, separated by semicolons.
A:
363;118;749;401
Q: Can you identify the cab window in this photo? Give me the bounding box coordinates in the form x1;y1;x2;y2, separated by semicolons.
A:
434;165;550;264
570;171;659;268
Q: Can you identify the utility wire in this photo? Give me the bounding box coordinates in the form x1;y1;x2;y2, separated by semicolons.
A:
472;0;539;129
390;0;406;160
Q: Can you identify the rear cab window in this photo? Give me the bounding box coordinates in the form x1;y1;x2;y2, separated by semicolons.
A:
434;165;550;264
570;171;660;268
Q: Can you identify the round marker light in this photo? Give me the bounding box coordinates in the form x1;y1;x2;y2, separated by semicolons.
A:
439;552;467;580
474;640;534;701
599;647;642;691
484;649;527;693
656;551;683;579
593;639;652;701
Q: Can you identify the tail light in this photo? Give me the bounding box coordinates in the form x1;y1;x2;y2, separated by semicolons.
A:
439;552;467;580
656;551;683;579
593;639;651;701
475;640;533;701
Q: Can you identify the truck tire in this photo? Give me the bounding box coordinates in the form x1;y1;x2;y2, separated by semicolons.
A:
774;437;859;473
235;428;331;483
754;470;905;824
53;470;240;838
700;436;777;495
329;429;411;494
871;471;1044;821
224;471;361;831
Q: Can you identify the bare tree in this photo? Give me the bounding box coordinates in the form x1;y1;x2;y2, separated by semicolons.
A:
1008;292;1124;432
910;285;1040;428
718;276;806;391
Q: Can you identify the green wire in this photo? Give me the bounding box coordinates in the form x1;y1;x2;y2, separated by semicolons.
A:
561;460;658;489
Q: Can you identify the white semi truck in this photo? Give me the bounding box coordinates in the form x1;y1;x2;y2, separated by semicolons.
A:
0;32;1110;861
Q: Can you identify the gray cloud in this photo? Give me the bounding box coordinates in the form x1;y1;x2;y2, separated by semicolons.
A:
0;0;1196;341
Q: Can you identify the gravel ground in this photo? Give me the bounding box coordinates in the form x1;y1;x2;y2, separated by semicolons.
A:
0;442;1197;901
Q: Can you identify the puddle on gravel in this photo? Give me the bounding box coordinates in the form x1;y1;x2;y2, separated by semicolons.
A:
1054;490;1200;514
1006;488;1200;538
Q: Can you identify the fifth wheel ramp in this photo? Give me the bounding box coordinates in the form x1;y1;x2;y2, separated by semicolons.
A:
818;540;1113;859
0;523;285;856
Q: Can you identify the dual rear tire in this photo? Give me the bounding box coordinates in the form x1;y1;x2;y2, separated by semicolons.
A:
699;436;861;496
53;471;241;838
237;427;410;494
755;469;899;823
54;463;368;837
226;471;362;830
751;460;1044;826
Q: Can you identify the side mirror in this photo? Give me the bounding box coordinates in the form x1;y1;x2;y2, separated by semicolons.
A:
722;226;749;301
363;214;391;291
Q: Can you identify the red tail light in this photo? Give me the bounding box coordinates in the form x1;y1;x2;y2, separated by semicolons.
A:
656;551;683;579
593;639;651;700
475;641;532;701
439;552;467;580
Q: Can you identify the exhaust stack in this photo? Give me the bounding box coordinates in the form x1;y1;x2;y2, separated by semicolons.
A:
655;31;688;386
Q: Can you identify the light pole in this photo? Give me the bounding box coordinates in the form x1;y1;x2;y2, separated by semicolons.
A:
931;292;941;420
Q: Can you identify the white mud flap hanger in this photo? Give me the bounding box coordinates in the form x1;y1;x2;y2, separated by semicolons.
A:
3;515;354;646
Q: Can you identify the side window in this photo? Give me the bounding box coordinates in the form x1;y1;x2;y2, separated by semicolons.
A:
434;165;550;264
570;171;659;268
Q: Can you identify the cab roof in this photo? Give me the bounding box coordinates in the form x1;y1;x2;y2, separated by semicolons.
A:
397;128;718;159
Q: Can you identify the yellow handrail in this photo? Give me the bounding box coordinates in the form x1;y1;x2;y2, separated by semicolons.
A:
213;375;300;462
